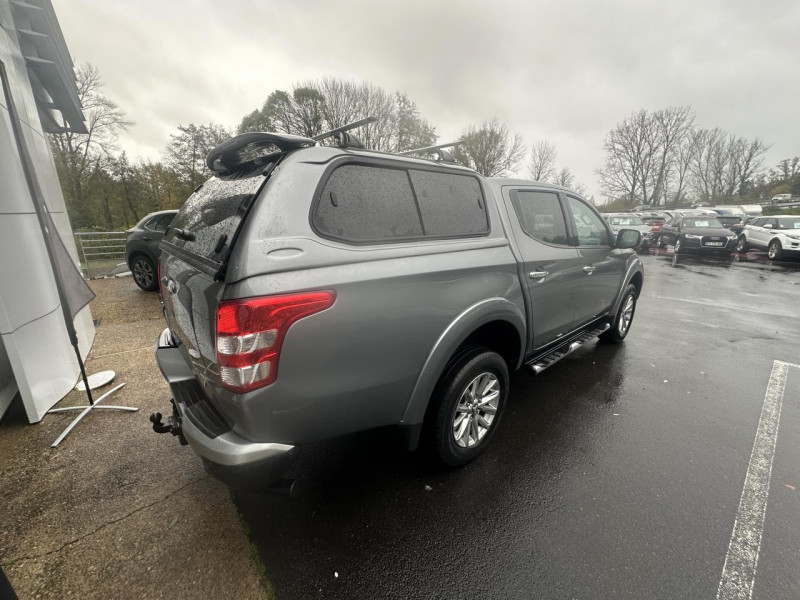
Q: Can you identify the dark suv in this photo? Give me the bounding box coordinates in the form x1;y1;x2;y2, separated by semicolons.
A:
125;210;178;290
151;126;644;490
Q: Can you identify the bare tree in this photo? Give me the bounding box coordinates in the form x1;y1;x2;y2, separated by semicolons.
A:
649;106;695;205
555;167;574;188
689;130;767;202
598;106;697;206
731;137;769;197
238;77;435;152
597;110;652;205
453;119;525;177
528;140;558;182
775;157;800;181
670;129;700;205
49;63;132;227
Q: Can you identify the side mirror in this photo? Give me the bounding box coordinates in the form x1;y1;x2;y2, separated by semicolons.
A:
616;229;642;249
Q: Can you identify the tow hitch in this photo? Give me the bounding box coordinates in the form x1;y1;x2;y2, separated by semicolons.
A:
150;399;188;445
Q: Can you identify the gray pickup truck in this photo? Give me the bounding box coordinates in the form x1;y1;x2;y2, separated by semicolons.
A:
151;126;644;490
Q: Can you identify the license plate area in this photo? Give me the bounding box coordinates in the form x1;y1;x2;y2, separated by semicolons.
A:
704;241;724;246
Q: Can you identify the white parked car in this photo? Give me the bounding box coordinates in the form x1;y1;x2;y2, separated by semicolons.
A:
736;215;800;260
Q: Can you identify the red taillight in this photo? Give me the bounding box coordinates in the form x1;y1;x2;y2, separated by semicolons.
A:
215;291;336;393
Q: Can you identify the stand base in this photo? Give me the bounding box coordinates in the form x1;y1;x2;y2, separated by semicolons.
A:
48;383;138;448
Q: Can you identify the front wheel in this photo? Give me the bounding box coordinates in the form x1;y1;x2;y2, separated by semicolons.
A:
426;348;509;467
600;283;637;344
736;236;749;253
768;240;783;260
131;255;157;291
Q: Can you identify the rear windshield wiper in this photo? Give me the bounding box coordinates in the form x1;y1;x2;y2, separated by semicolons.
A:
174;228;196;242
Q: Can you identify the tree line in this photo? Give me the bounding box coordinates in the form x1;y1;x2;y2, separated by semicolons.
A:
49;66;796;231
596;106;799;209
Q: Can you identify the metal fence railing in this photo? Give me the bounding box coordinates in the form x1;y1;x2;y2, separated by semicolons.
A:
74;231;128;279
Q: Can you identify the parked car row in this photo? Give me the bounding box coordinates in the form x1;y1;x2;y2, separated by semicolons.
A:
600;210;800;260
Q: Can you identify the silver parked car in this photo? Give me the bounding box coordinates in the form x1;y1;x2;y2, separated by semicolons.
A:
601;213;653;249
150;126;644;490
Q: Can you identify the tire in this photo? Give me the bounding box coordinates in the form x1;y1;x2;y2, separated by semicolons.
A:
736;236;748;253
131;254;158;291
768;240;783;261
426;347;509;467
600;283;637;344
674;238;684;254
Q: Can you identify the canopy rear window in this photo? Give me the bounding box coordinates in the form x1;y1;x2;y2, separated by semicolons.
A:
312;162;488;244
161;169;268;274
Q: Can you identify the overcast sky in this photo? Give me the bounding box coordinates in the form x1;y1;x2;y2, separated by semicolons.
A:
53;0;799;200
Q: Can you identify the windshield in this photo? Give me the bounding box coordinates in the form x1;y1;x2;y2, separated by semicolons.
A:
608;216;644;226
682;217;724;228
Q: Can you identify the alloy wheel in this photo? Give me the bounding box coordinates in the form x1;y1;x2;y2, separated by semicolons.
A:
133;258;154;288
452;372;499;448
619;293;635;335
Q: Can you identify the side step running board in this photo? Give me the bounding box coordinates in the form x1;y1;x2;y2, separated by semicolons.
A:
526;323;610;375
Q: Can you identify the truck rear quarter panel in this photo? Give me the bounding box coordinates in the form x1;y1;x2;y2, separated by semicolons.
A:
210;150;525;444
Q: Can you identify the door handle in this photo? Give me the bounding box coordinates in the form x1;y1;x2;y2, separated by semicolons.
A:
583;266;596;275
141;236;152;241
529;271;549;280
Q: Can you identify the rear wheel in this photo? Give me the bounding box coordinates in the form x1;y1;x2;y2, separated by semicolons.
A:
768;240;783;260
131;255;157;291
736;236;749;253
600;284;637;344
426;348;509;467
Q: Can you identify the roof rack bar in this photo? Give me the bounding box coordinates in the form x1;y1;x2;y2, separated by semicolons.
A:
398;142;461;156
312;116;378;141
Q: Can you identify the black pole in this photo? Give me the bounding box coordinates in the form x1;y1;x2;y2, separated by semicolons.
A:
0;60;94;405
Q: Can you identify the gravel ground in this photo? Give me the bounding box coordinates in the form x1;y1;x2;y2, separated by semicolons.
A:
0;277;269;600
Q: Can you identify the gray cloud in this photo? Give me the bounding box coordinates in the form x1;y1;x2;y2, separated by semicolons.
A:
54;0;800;198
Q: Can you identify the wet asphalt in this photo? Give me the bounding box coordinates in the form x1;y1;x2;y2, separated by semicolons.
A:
235;249;800;600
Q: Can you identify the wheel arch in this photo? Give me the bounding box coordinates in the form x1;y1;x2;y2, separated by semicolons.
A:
399;298;525;442
609;258;645;317
127;248;156;270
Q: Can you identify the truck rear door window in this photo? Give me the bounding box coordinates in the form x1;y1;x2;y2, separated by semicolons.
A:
512;190;569;245
315;165;423;242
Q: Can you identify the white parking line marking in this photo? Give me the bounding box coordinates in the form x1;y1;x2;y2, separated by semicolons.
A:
716;360;797;600
651;295;800;319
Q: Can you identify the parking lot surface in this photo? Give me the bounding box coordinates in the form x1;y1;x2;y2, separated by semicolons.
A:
236;249;800;599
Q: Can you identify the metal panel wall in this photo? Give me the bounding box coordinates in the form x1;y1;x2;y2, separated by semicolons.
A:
0;2;94;423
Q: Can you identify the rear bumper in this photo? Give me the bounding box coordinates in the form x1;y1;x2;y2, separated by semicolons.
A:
154;328;296;489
